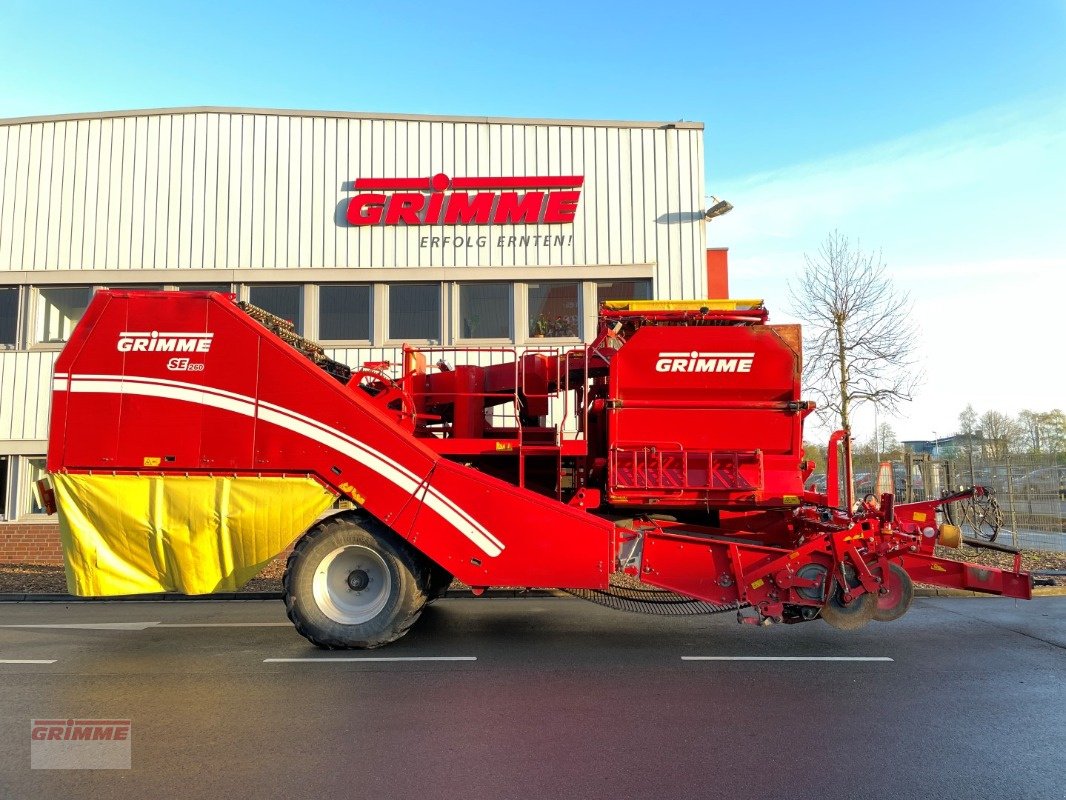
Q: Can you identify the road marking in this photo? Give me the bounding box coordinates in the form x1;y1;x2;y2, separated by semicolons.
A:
0;622;160;630
263;656;478;663
0;659;58;664
157;623;292;628
682;656;893;662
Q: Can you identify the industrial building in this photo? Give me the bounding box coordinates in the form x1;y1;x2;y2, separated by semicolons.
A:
0;106;724;557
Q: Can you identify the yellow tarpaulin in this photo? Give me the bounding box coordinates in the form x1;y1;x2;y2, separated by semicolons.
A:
51;473;337;596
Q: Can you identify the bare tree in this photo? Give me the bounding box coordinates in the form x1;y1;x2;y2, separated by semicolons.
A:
957;404;979;455
876;422;901;458
790;231;921;434
1018;409;1066;455
852;423;901;476
978;410;1022;458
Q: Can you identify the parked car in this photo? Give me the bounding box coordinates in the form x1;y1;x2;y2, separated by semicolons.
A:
854;472;873;497
805;473;827;494
1014;466;1066;527
854;465;923;500
1018;466;1066;497
961;465;1027;494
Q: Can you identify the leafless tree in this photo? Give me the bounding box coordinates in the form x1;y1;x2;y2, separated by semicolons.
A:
957;404;979;455
1018;409;1066;455
979;410;1023;458
790;231;922;434
875;422;901;458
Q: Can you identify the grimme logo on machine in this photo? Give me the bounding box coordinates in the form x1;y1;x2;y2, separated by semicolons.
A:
116;331;214;353
345;173;583;226
655;351;755;373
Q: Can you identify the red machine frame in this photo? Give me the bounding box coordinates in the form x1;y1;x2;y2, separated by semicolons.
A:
46;291;1031;627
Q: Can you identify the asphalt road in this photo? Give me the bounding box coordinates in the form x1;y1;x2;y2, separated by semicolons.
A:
0;596;1063;800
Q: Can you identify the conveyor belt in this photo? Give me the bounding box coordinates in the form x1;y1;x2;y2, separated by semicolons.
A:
238;300;352;384
565;581;742;615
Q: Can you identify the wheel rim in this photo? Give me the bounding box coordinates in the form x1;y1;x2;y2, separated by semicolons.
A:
795;563;829;602
313;545;392;625
873;563;914;622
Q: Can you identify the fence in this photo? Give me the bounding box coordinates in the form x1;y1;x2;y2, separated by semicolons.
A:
850;451;1065;551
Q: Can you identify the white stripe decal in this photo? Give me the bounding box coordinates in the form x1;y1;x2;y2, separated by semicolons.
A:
257;399;505;552
256;407;503;557
61;375;503;556
68;373;253;403
68;379;256;419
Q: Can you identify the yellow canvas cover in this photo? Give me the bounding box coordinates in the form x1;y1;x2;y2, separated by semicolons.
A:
51;473;337;596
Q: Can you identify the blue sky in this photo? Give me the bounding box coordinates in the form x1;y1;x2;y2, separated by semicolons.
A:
2;0;1064;441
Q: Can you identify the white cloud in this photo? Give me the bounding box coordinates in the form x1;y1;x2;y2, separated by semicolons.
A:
709;95;1066;444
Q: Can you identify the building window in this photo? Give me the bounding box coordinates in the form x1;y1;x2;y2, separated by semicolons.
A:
596;279;652;308
389;284;440;342
174;284;231;293
319;285;371;342
99;284;165;292
22;456;47;516
0;455;8;521
35;286;93;344
458;283;511;340
527;282;580;339
0;287;18;349
249;285;303;333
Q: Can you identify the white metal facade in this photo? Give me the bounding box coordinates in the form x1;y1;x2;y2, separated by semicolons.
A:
0;106;707;520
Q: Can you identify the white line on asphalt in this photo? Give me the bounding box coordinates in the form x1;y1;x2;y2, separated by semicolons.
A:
263;656;478;663
0;622;160;630
682;656;893;662
156;623;292;627
0;659;58;664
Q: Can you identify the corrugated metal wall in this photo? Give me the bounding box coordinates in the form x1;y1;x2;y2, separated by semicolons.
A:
0;350;57;441
0;109;707;448
0;110;706;297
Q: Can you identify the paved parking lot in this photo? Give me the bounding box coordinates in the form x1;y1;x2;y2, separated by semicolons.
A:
1;596;1063;799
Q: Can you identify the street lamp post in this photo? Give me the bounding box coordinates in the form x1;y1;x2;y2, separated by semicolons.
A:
704;197;733;220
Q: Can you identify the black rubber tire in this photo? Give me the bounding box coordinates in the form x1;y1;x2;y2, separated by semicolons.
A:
873;563;914;623
283;512;428;649
424;562;454;602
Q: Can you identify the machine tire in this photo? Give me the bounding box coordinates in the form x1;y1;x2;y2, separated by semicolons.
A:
873;563;914;623
424;562;454;602
283;512;428;649
820;570;877;631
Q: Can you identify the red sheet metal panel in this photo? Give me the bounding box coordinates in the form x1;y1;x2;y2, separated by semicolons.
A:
48;290;614;590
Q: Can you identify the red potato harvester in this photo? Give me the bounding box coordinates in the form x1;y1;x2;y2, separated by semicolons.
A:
40;291;1030;647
